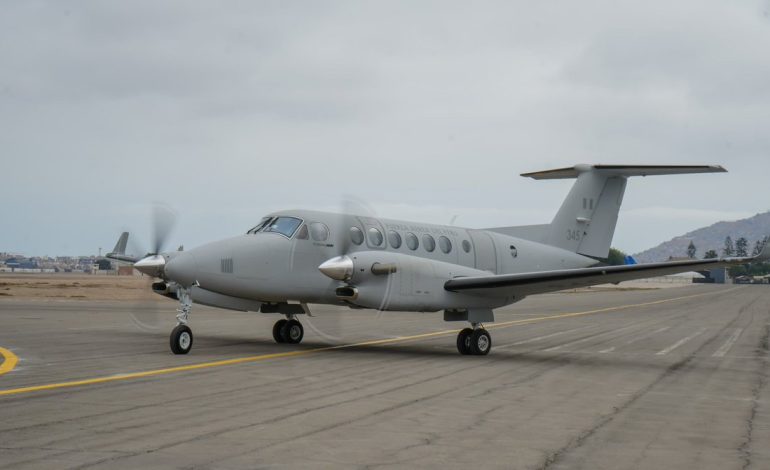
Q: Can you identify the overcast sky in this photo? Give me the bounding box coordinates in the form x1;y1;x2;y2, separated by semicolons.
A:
2;0;770;256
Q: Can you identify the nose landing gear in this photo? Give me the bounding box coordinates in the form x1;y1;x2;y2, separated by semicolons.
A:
170;286;194;355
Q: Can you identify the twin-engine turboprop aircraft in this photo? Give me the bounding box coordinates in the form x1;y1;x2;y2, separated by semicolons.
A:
108;164;769;356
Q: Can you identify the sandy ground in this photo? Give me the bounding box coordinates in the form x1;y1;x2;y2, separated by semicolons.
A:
0;273;157;301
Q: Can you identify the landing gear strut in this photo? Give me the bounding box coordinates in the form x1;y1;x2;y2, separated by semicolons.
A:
170;286;194;355
272;317;304;344
456;324;491;356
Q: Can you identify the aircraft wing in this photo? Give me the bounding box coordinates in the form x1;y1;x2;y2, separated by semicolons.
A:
445;243;770;298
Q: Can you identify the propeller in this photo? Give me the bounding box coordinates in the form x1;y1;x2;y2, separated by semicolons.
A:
300;195;388;342
133;204;177;278
124;203;179;331
151;204;177;256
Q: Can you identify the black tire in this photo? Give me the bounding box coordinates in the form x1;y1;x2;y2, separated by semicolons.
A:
456;328;473;355
170;324;193;355
281;319;304;344
273;319;288;343
469;329;491;356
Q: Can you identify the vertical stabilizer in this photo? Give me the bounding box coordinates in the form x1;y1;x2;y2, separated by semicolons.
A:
521;164;726;259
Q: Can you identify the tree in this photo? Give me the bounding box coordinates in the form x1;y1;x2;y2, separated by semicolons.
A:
753;236;769;256
735;237;749;257
703;249;718;259
723;236;735;257
686;241;697;259
607;247;627;266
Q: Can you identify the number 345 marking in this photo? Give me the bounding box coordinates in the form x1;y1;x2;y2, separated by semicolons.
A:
567;229;582;241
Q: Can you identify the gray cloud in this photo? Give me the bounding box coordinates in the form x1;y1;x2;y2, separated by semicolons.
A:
2;0;769;255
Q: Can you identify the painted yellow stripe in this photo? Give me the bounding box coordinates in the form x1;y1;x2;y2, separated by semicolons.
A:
0;347;18;377
0;287;736;397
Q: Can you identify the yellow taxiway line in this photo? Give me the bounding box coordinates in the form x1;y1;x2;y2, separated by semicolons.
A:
0;347;19;377
0;287;737;397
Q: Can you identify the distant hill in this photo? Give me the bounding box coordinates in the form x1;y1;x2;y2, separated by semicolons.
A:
632;211;770;263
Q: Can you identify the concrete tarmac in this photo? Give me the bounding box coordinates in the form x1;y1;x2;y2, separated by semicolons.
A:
0;285;768;469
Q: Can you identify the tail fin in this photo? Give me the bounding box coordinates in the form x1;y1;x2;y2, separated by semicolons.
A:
521;164;726;259
111;232;129;255
106;232;137;263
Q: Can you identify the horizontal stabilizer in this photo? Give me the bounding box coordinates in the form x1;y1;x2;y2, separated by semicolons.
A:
521;164;726;180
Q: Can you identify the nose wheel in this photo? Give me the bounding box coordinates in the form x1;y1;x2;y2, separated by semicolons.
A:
456;327;491;355
170;324;193;355
272;318;304;344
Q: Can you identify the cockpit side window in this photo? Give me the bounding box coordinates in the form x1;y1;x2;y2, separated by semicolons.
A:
296;224;309;240
264;216;303;238
248;217;273;234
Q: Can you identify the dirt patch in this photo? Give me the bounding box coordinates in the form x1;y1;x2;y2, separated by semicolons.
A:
0;273;158;301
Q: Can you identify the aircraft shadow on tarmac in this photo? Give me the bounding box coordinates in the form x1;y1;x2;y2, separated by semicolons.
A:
97;329;717;374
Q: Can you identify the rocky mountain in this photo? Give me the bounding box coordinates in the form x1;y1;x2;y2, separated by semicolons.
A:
632;211;770;263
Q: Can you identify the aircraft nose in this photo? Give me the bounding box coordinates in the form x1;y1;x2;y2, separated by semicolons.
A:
164;252;198;287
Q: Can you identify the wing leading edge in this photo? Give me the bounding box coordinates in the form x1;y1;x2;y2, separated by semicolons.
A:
445;241;770;298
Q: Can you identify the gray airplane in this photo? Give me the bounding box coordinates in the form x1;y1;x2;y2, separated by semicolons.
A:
107;164;769;356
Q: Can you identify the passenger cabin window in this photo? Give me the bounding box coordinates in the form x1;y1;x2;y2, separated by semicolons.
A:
309;222;329;241
264;217;303;238
388;230;402;249
423;234;436;252
350;227;364;245
296;224;309;240
438;236;452;254
405;232;419;250
462;240;472;253
368;227;383;246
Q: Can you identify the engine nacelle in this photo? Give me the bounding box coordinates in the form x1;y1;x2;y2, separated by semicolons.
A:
335;251;510;311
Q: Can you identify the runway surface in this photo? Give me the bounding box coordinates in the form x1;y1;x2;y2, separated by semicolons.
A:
0;285;768;469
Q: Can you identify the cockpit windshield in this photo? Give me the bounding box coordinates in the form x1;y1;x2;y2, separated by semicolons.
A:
248;216;303;238
247;217;272;234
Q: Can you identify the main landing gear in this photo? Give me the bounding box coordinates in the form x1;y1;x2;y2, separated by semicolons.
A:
272;317;304;344
170;286;194;355
456;325;491;356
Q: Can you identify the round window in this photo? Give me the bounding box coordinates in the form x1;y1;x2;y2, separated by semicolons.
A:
405;232;419;250
350;227;364;245
422;234;436;252
309;222;329;241
439;236;452;254
388;230;402;249
368;227;383;246
462;240;471;253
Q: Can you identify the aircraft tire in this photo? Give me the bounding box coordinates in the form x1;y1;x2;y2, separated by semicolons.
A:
170;324;193;355
273;319;288;343
469;329;491;356
456;328;473;355
281;319;304;344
